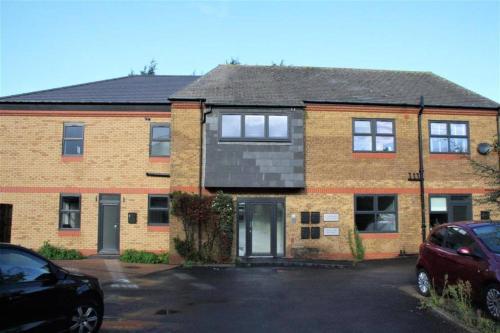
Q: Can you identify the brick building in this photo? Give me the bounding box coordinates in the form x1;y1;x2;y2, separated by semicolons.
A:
0;65;498;262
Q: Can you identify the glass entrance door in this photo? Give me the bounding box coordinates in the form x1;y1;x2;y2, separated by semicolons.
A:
237;199;285;257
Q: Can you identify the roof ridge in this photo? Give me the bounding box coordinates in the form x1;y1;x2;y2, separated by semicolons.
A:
219;63;433;75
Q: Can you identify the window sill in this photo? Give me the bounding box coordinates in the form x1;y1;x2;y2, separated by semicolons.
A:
429;154;468;160
360;233;399;239
61;156;84;163
147;225;169;232
149;156;170;163
58;229;81;237
352;153;396;159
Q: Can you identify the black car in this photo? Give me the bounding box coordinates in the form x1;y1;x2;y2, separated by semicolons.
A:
0;243;104;332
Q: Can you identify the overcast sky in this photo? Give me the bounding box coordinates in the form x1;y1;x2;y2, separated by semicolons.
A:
1;1;498;102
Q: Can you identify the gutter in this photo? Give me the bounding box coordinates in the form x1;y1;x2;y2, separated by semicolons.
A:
417;96;427;242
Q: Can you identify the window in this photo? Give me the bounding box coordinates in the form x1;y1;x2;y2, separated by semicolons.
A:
0;249;52;284
59;194;81;229
444;226;476;251
62;123;84;155
148;195;169;224
429;228;446;247
353;119;395;152
429;121;469;153
473;225;500;254
220;114;289;141
150;124;170;156
429;195;472;228
355;195;397;233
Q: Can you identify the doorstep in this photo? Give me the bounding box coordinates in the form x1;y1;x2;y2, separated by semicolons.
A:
237;257;352;269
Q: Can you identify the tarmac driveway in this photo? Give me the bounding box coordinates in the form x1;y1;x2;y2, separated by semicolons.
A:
97;257;466;333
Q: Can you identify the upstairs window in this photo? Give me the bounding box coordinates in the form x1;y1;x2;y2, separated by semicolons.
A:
63;123;84;155
429;121;469;153
220;114;289;141
355;195;398;233
353;119;395;152
150;124;170;156
59;194;81;229
148;195;169;225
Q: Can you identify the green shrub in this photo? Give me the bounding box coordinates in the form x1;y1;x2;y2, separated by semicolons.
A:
119;249;169;264
347;228;365;262
38;241;85;260
421;279;498;333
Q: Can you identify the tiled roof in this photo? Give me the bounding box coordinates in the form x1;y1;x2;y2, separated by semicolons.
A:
0;75;200;104
172;65;499;109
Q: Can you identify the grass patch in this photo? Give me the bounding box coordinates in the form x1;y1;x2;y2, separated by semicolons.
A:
119;249;169;264
38;241;85;260
420;279;498;333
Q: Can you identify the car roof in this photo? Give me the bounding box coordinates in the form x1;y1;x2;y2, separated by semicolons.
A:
432;221;499;230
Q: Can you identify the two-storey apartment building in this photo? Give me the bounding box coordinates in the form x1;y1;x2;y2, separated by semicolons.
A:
0;65;498;263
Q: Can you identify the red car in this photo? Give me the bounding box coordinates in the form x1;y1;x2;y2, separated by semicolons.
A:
416;222;499;320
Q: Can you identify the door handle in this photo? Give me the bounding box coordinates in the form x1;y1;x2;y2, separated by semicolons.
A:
114;224;118;229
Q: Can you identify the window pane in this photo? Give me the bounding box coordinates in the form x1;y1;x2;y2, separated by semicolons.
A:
221;115;241;137
356;196;374;211
63;140;83;155
355;214;376;232
429;228;446;246
449;138;468;153
152;126;170;140
62;196;80;210
450;123;466;136
61;212;80;228
149;210;168;224
150;196;168;209
0;250;51;284
353;136;372;151
375;136;394;152
430;137;448;153
376;213;397;232
430;197;447;212
378;196;395;212
452;205;468;222
244;115;265;138
268;116;288;138
151;141;170;156
430;213;448;227
64;125;83;138
376;121;393;134
445;227;475;250
430;122;447;135
354;120;371;134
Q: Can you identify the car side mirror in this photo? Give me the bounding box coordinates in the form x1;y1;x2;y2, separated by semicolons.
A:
456;247;473;256
54;268;67;280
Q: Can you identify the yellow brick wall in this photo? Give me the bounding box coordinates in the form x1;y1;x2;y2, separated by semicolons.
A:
168;103;498;263
0;113;170;254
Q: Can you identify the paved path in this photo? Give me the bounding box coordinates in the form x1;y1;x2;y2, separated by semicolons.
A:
98;258;467;333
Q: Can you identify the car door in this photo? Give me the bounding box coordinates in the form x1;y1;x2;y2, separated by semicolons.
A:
424;227;448;288
0;247;65;332
441;226;488;291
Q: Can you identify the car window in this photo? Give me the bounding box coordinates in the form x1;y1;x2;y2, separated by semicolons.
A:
429;228;446;247
472;225;500;254
445;227;476;251
0;249;52;284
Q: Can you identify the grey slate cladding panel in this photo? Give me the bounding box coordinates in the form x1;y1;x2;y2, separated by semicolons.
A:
204;107;305;188
172;65;499;109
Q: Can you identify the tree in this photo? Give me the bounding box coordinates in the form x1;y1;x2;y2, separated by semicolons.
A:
271;59;287;66
129;59;157;76
225;57;241;65
468;136;499;207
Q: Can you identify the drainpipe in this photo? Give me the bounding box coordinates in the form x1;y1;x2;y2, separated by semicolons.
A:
197;102;212;252
417;96;427;242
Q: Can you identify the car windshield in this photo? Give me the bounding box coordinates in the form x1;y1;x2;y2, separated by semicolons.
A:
472;225;500;254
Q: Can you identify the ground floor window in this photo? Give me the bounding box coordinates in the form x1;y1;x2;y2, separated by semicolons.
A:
429;194;472;227
148;195;169;224
354;195;398;232
59;194;81;229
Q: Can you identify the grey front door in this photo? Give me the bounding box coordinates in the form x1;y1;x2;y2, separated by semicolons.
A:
237;198;285;257
98;194;120;254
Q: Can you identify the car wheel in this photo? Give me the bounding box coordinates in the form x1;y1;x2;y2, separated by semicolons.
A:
484;284;500;321
416;268;431;296
69;299;103;333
